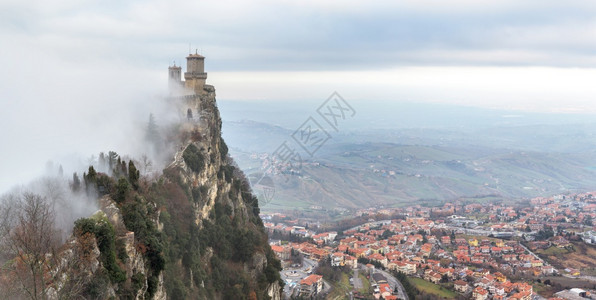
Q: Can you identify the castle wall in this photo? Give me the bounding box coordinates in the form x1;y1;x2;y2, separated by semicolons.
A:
168;66;182;92
185;78;206;95
184;55;207;95
187;58;204;73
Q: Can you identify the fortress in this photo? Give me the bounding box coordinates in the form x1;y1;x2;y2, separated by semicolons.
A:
168;52;217;123
168;51;210;95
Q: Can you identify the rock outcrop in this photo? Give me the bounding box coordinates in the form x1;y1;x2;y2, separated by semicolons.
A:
159;85;283;299
49;84;282;299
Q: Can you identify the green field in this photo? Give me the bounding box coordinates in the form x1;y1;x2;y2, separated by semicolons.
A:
531;281;556;298
327;273;352;300
536;246;572;256
409;277;457;299
358;272;370;294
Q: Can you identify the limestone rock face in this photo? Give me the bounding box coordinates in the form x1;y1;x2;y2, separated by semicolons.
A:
48;207;165;300
50;84;280;299
267;281;283;300
167;85;282;299
151;273;167;300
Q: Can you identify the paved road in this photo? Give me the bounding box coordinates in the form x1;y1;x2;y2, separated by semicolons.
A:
280;258;320;298
518;243;542;261
321;279;332;296
533;294;548;300
376;268;409;300
352;269;363;290
563;274;596;283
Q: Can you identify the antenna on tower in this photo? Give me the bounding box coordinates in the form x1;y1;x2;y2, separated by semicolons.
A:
189;43;191;54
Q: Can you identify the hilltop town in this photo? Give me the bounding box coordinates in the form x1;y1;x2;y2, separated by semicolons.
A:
263;191;596;299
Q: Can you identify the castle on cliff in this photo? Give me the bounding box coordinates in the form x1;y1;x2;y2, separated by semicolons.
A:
168;52;218;125
168;51;212;96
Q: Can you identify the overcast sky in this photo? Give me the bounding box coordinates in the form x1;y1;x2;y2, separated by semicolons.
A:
1;0;596;192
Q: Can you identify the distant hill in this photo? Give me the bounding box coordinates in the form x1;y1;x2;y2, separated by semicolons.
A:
221;119;596;210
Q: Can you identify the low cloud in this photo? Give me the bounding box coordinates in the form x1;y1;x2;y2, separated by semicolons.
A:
2;0;596;192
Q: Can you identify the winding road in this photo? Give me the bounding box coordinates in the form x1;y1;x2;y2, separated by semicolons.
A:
374;268;409;300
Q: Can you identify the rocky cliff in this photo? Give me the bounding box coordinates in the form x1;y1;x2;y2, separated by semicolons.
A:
156;86;284;299
44;85;282;299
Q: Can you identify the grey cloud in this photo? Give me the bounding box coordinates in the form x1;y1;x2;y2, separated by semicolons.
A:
1;0;596;192
6;0;596;71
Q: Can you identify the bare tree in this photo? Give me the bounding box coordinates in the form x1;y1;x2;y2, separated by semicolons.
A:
140;154;153;174
41;178;66;207
0;192;60;300
40;177;70;242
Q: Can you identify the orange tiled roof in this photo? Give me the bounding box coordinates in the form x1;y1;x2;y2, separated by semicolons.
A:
271;245;284;253
300;274;322;286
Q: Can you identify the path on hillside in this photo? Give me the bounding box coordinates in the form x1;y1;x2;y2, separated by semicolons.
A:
352;269;363;290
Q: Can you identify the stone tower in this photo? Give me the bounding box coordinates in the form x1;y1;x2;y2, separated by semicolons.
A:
184;51;208;94
168;63;182;92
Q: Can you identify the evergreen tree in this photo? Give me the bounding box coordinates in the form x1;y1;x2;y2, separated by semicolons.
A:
128;161;140;190
536;226;554;240
146;113;161;153
114;177;129;204
121;161;127;176
108;151;119;171
98;152;107;171
86;166;97;184
72;172;81;192
83;166;97;195
441;274;449;283
146;114;158;139
114;157;122;177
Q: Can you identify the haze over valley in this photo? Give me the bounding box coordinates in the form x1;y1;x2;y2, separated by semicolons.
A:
220;100;596;210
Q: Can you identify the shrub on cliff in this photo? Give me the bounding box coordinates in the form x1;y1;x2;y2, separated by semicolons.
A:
74;216;126;283
183;144;205;173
